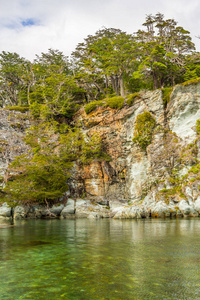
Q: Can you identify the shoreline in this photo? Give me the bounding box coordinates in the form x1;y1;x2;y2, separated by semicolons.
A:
1;197;200;220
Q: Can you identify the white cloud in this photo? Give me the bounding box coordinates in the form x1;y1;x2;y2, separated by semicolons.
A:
0;0;200;61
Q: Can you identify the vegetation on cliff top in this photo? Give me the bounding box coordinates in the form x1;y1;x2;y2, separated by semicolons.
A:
0;13;198;113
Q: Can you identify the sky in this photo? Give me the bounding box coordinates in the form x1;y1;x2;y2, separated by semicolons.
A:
0;0;200;61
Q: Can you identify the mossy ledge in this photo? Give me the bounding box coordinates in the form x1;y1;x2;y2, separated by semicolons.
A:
84;96;125;114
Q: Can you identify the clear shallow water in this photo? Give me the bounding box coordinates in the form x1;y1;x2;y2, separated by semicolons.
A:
0;219;200;299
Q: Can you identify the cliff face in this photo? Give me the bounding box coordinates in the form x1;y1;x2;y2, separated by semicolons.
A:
0;110;30;181
1;82;200;218
73;82;200;217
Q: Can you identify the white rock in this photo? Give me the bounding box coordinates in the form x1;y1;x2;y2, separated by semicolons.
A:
50;204;64;215
178;200;198;216
150;201;171;217
185;186;193;201
113;205;141;219
168;84;200;142
0;203;12;218
194;197;200;213
61;199;75;217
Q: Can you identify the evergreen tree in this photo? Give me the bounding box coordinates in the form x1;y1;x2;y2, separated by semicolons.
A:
72;28;136;98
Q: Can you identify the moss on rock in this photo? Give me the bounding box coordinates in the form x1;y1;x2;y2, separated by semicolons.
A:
126;93;140;106
132;111;156;150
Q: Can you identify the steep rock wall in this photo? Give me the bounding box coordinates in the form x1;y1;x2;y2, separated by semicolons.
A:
0;109;30;181
73;82;200;217
1;82;200;218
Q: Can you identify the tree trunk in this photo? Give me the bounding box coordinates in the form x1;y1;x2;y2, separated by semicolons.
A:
93;82;106;97
110;75;119;96
153;70;158;89
27;84;31;105
119;74;125;97
105;76;109;89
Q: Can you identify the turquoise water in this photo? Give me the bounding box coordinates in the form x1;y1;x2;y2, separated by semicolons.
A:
0;218;200;299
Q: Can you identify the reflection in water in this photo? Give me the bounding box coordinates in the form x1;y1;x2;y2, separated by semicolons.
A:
0;218;200;299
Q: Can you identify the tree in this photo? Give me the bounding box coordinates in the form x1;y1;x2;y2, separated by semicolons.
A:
30;49;82;120
72;28;136;98
134;13;196;88
2;122;106;206
0;51;31;107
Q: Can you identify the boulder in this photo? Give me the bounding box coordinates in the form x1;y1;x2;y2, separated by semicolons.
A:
61;199;75;218
0;203;12;218
194;197;200;214
13;205;29;219
50;204;64;216
113;205;141;219
31;205;49;218
179;200;191;216
150;201;171;218
179;200;198;217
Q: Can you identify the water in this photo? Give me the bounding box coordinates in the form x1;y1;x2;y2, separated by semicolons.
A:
0;218;200;300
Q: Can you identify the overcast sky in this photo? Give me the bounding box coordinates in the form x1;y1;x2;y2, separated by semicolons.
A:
0;0;200;61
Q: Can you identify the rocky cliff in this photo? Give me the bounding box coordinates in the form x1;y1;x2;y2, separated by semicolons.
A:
73;82;200;218
0;109;30;181
1;82;200;219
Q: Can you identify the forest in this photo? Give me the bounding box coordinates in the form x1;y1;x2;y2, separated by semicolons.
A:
1;13;200;207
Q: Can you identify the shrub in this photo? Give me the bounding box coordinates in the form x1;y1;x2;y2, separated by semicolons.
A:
84;100;103;114
162;87;172;108
5;106;29;113
196;119;200;135
189;164;200;174
105;96;125;109
181;77;200;86
85;97;125;114
133;111;156;150
126;93;140;106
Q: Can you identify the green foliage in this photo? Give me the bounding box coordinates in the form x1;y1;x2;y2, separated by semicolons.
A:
2;121;108;206
84;96;124;114
84;100;103;114
189;164;200;174
126;93;140;106
181;77;200;86
72;28;136;97
133;111;156;150
5;106;29;113
196;119;200;135
162;87;173;108
29;64;80;120
104;96;125;109
180;193;187;199
3;153;69;206
190;178;196;182
159;185;182;203
0;51;31;107
135;13;195;89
